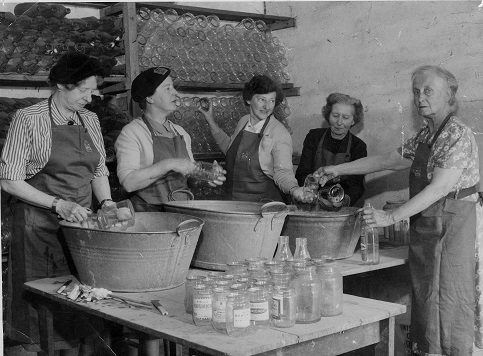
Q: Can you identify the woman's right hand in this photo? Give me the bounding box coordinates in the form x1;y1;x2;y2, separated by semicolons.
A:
56;200;90;223
171;158;198;176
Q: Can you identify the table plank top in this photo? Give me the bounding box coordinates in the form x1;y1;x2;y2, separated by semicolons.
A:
25;275;406;356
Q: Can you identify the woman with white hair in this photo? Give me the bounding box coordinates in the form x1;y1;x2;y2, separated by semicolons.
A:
316;65;481;355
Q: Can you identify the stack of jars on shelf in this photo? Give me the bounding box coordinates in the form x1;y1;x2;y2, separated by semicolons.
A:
168;94;293;155
0;3;123;75
185;236;344;336
136;7;291;86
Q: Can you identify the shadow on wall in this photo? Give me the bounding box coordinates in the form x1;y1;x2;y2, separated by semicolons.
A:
359;170;410;207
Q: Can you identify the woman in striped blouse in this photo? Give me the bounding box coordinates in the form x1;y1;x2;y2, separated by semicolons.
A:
0;52;113;350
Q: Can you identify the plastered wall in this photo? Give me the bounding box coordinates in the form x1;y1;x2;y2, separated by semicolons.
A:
266;1;483;208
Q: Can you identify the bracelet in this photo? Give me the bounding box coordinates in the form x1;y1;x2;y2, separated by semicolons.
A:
100;198;113;208
51;197;60;214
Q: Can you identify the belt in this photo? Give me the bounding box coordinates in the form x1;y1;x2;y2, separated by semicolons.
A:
446;184;478;200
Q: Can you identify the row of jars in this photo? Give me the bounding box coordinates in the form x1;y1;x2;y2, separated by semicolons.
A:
185;241;343;336
136;7;290;85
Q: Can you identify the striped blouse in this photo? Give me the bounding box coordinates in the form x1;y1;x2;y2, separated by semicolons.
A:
0;98;109;181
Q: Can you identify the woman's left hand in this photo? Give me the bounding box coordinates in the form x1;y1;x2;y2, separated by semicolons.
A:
290;187;307;202
208;170;227;187
361;206;394;228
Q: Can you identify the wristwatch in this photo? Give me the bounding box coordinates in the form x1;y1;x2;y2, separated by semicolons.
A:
51;197;61;213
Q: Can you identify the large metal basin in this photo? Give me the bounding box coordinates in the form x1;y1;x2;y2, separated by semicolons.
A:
282;207;362;260
163;201;288;271
60;212;204;292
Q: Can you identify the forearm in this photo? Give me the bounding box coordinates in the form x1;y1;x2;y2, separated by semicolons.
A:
336;150;411;176
1;179;56;209
120;158;178;192
91;176;112;203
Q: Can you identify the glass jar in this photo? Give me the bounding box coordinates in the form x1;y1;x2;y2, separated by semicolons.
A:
212;286;230;333
293;265;322;324
315;259;343;317
248;286;270;330
293;237;311;260
270;285;296;328
225;290;253;336
270;271;292;288
192;284;212;326
225;261;248;275
185;274;206;314
245;257;268;270
383;200;410;246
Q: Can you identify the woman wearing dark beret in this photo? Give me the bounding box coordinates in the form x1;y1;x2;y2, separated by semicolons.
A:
295;93;367;207
0;52;114;349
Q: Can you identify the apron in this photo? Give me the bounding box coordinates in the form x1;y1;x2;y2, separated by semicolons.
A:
225;116;284;202
314;129;352;184
6;96;100;344
131;116;190;212
408;114;477;355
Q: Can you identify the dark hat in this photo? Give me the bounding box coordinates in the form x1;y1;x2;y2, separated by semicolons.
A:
131;67;171;102
48;52;104;85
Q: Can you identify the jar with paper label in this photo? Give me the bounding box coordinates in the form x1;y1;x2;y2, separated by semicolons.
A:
225;290;252;336
248;286;270;329
315;259;343;316
192;284;212;326
383;200;410;246
270;285;296;328
212;286;230;333
185;274;206;314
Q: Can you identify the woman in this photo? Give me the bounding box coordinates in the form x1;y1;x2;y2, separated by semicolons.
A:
295;93;367;207
0;52;113;349
115;67;224;212
316;65;481;356
199;74;304;202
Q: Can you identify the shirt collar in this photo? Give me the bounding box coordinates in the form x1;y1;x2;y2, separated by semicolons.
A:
245;117;266;134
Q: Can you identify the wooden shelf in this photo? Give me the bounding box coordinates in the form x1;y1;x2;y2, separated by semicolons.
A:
101;2;296;31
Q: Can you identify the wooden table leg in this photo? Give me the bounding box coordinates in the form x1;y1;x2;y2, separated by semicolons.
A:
138;333;160;356
38;303;55;356
376;316;396;356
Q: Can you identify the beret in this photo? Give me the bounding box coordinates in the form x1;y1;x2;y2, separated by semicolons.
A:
131;67;171;102
49;52;104;85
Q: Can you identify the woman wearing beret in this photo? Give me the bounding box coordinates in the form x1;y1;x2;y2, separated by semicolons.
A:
199;74;305;203
0;52;113;348
296;93;367;207
115;67;224;211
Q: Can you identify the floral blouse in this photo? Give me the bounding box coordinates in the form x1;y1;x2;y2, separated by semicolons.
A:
398;115;479;191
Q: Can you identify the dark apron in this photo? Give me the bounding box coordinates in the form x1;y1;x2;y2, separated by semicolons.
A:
225;116;284;202
6;96;100;344
408;115;477;355
314;129;352;184
131;116;190;212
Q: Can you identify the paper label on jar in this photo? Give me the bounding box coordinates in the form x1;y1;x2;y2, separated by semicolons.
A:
233;308;250;327
270;295;282;320
212;300;226;322
193;296;212;319
250;301;269;321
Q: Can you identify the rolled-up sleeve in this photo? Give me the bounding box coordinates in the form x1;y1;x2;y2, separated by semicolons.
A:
271;130;299;194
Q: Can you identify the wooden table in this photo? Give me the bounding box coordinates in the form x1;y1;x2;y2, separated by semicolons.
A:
25;269;406;356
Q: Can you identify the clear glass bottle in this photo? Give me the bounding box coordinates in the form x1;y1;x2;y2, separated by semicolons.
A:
293;265;322;324
185;274;206;314
248;286;270;330
274;235;293;263
212;286;230;333
225;290;253;336
360;202;380;265
315;259;343;317
318;183;345;204
270;285;296;328
293;237;311;260
192;284;213;326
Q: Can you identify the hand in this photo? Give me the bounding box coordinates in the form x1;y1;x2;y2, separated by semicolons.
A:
290;187;306;202
207;160;227;187
172;158;198;176
56;200;90;223
361;206;395;228
197;100;214;122
313;166;338;186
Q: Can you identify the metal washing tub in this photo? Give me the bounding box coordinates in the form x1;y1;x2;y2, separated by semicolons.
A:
282;206;362;260
163;201;288;271
60;212;204;292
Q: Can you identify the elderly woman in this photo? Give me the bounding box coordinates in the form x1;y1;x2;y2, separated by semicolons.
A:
295;93;367;207
316;65;481;355
115;67;224;211
0;52;113;349
199;74;304;202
